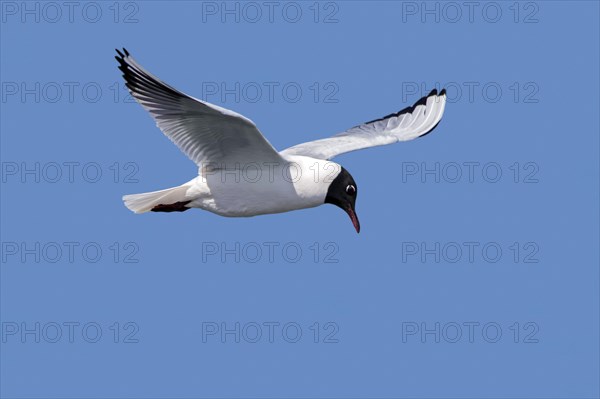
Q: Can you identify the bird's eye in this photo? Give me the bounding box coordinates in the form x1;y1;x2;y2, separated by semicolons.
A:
346;184;356;195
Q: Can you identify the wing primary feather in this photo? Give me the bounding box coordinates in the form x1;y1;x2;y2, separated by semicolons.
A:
363;88;438;125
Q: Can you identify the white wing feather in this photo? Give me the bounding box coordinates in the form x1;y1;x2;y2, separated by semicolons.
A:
116;48;283;167
280;89;446;160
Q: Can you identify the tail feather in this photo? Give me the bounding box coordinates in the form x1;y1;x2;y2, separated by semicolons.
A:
123;184;192;214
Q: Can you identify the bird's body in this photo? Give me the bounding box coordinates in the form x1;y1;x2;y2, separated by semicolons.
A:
116;48;447;232
134;156;342;217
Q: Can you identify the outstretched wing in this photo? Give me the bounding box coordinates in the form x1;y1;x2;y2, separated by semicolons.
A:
115;48;283;167
280;89;446;160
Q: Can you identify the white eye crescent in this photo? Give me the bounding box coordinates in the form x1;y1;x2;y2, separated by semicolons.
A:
346;184;356;195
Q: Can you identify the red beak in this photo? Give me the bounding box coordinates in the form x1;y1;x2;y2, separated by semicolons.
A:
345;207;360;233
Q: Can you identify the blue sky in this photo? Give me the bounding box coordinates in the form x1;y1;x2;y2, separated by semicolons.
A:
1;1;599;398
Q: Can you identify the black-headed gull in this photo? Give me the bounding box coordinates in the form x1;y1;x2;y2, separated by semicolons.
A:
116;49;446;233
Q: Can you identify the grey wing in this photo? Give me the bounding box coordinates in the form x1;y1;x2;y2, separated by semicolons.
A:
280;89;446;160
116;48;283;167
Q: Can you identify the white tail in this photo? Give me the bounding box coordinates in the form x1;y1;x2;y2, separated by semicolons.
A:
123;184;191;214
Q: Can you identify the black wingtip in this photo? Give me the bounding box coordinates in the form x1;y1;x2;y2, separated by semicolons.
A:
115;48;130;58
413;94;429;108
428;88;438;97
115;56;127;68
440;88;447;96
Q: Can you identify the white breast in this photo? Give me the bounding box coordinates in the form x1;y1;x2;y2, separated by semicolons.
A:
187;156;342;217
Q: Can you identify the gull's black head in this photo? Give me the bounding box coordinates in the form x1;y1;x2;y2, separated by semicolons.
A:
325;167;360;233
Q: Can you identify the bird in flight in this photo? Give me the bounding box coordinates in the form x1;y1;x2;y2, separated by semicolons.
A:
116;48;446;233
